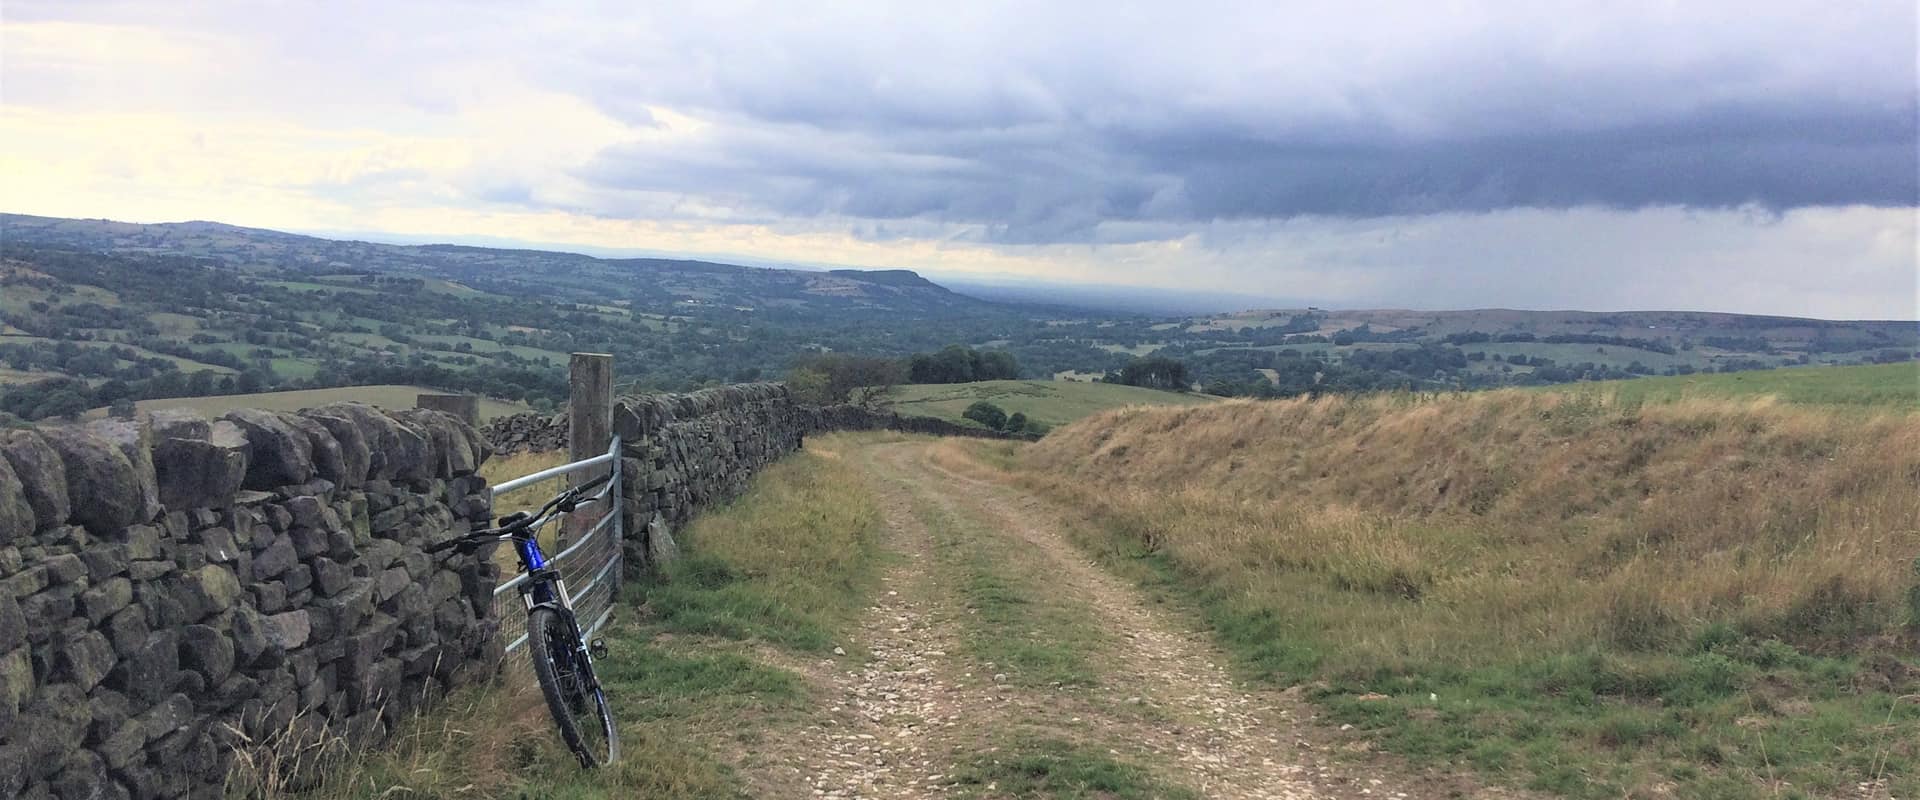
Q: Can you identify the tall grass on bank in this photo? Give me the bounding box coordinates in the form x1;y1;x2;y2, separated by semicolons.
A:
1012;391;1920;798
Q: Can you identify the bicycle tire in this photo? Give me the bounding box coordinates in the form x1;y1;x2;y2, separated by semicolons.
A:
526;606;619;767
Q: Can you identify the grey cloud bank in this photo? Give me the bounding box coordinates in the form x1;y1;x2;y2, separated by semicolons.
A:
553;1;1917;240
4;0;1916;317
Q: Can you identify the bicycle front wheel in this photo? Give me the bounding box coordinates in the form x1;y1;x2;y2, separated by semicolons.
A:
526;606;619;767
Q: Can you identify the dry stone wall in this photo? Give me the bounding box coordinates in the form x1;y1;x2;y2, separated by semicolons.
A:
1;380;1013;797
0;404;498;800
610;384;805;571
478;411;568;456
481;388;1029;457
481;384;1030;572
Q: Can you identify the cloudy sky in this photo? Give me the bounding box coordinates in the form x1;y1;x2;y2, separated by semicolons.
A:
2;1;1915;318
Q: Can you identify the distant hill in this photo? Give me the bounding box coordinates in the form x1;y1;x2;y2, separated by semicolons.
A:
0;213;986;317
1;212;1911;423
0;213;1066;420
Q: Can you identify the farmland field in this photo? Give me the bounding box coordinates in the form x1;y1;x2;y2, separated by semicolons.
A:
0;334;238;374
0;367;67;385
1542;361;1919;408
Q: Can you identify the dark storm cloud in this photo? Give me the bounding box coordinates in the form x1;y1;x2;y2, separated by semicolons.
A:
576;100;1916;242
555;1;1918;242
1130;102;1919;218
14;0;1914;242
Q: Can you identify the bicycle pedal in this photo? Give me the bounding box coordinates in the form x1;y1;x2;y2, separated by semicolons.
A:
589;638;609;659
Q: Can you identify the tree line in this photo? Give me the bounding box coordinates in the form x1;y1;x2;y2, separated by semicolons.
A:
787;344;1023;406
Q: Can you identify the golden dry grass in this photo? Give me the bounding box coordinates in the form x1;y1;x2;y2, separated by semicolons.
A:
1001;390;1920;797
1020;391;1920;666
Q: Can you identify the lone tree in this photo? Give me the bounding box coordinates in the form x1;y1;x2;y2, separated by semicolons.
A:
787;353;906;408
962;400;1008;430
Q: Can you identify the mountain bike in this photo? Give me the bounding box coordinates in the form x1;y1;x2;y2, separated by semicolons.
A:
427;473;620;768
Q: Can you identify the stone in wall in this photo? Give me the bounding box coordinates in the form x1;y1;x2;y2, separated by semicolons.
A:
4;431;72;536
0;403;498;799
478;411;568;456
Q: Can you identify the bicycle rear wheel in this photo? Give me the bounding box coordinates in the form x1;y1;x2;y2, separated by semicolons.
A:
526;606;619;767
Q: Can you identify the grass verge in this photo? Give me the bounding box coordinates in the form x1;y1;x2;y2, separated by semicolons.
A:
645;434;887;652
1002;392;1920;799
284;434;887;798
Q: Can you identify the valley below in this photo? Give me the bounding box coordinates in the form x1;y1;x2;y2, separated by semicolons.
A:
2;214;1914;426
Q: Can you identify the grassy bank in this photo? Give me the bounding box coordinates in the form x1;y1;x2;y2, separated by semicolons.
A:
1009;392;1920;798
278;434;887;799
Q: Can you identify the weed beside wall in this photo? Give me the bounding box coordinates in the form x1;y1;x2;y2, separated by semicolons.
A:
1016;391;1920;797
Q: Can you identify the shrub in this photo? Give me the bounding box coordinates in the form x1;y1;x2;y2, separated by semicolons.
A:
963;401;1008;430
1005;412;1028;433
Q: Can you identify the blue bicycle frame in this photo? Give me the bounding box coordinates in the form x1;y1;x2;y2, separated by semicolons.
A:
517;534;559;605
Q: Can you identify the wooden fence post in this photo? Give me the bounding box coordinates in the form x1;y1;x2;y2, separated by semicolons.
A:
567;353;614;543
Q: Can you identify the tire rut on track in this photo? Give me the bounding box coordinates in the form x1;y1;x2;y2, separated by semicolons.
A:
910;444;1403;800
747;439;1503;799
749;443;994;798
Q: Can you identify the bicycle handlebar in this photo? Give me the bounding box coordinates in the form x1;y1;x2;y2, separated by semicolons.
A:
425;472;613;554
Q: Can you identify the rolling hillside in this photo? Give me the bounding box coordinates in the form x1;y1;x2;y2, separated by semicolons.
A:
0;214;991;317
0;214;1050;419
2;213;1911;426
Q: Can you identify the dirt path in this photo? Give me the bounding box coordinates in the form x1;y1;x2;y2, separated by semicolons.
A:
760;439;1448;799
763;454;974;799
